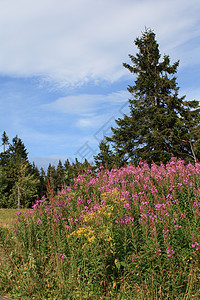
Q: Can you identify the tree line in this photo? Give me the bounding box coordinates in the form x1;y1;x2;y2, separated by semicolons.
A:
0;132;92;208
1;28;200;208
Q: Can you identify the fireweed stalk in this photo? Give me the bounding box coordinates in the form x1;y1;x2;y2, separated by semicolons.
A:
0;157;200;299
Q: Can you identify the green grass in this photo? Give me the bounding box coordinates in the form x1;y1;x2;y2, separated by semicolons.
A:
0;209;21;228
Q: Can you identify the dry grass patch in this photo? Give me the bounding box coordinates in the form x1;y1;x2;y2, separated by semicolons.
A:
0;209;25;229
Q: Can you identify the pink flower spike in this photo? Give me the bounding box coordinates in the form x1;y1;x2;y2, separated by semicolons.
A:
16;211;22;215
192;242;199;251
166;246;175;257
58;253;64;262
36;219;43;225
155;248;161;255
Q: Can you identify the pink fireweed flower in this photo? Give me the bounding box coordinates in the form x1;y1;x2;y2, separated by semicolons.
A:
155;248;161;255
172;199;179;204
16;211;22;215
77;196;83;205
166;194;173;200
174;224;181;230
180;212;186;218
115;217;134;227
150;227;157;236
123;202;130;209
163;228;170;241
166;246;175;257
61;188;66;194
149;212;157;222
65;225;72;230
192;242;199;251
194;202;200;208
24;210;30;217
58;253;64;262
36;219;43;225
150;186;158;194
131;255;139;262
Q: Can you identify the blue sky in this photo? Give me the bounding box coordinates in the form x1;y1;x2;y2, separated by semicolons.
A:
0;0;200;170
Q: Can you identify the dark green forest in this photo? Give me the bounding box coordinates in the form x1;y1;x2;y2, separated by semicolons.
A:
0;132;92;208
1;28;200;208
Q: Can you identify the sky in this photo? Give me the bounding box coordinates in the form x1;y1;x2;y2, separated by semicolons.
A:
0;0;200;170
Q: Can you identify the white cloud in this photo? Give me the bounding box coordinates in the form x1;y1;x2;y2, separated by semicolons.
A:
0;0;199;86
42;90;129;116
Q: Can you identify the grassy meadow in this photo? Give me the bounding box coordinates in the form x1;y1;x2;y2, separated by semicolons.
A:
0;157;200;299
0;209;27;228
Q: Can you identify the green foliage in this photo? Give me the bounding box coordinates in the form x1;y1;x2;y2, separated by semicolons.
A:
107;28;200;165
46;158;93;192
1;131;9;152
1;158;200;299
0;165;8;207
0;135;40;208
94;139;124;170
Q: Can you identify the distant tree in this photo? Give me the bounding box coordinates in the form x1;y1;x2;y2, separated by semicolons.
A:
0;136;29;193
107;28;200;165
94;140;122;170
10;135;29;160
55;160;65;190
39;167;47;197
30;162;44;197
63;158;93;186
0;165;8;208
46;163;57;188
63;159;75;186
0;135;40;208
8;162;40;208
1;131;9;152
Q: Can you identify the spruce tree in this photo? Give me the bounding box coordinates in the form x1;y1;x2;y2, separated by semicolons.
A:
56;160;65;190
94;140;123;170
107;28;200;164
1;131;9;152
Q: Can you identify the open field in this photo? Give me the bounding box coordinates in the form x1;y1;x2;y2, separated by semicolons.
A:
1;158;200;299
0;209;22;229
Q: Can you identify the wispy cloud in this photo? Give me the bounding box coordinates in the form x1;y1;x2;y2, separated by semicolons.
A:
0;0;199;87
42;91;128;116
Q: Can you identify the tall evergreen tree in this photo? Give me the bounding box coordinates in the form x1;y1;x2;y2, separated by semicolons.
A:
107;28;200;165
56;160;65;190
1;131;9;152
39;167;47;196
46;163;57;188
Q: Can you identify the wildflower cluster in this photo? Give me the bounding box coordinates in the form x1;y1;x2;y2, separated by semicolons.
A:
1;157;200;299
